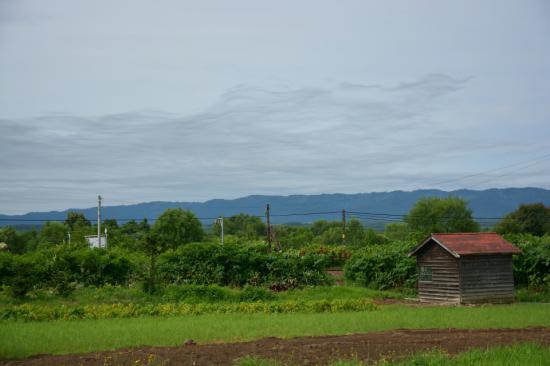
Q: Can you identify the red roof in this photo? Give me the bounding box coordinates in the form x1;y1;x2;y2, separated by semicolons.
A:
409;232;522;258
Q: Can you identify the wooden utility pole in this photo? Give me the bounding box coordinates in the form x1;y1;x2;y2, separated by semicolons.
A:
266;204;272;250
97;195;102;248
341;209;346;245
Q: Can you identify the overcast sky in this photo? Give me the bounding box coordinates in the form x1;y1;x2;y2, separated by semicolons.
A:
1;0;549;214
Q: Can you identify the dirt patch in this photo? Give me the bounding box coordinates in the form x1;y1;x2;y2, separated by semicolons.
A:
2;328;549;366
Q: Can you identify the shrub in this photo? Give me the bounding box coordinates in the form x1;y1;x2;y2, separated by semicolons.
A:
0;247;140;297
265;251;331;290
157;244;225;285
157;243;331;288
344;241;416;290
299;245;352;267
505;233;550;288
5;252;47;298
0;252;14;287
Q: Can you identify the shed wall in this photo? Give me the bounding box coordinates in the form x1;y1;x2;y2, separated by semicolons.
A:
459;254;515;304
417;242;460;303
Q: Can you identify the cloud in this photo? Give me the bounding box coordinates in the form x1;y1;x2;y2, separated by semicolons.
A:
1;74;548;213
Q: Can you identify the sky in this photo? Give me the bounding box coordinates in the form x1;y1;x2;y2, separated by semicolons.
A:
0;0;549;214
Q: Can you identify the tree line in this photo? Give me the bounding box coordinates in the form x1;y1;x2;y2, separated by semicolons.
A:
0;197;548;297
1;197;549;255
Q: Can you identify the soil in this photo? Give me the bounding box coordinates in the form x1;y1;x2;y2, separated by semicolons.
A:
2;327;549;366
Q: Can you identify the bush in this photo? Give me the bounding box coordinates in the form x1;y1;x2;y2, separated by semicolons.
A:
0;252;14;287
299;245;352;267
267;252;330;290
158;243;331;288
4;252;47;298
505;233;550;288
344;241;416;290
0;247;140;297
157;243;225;285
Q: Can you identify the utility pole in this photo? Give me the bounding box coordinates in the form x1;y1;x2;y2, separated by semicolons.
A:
266;204;271;250
97;195;102;248
341;209;346;245
216;215;224;245
104;227;108;248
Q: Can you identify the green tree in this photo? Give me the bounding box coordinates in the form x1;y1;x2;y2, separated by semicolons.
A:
140;232;168;293
496;203;550;236
311;220;340;237
17;229;39;252
102;219;119;232
275;226;314;248
0;227;25;253
213;214;266;239
114;219;150;249
364;228;388;245
151;208;204;249
39;221;68;247
64;212;91;231
405;197;479;235
384;222;411;241
346;219;366;247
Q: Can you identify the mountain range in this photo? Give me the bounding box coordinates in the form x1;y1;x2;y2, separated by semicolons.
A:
2;188;550;229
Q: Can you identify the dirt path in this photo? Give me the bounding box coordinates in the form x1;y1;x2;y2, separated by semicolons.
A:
2;327;549;366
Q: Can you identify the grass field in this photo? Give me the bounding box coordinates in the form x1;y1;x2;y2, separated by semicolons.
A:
235;343;550;366
2;303;549;359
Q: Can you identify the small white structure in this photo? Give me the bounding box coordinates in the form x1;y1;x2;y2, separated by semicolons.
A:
85;235;107;248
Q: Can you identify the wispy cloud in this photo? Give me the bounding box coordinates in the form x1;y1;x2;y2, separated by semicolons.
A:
1;74;548;213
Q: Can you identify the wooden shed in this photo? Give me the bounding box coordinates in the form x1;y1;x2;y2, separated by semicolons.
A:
408;233;521;304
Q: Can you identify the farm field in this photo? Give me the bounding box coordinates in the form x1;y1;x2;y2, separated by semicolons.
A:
1;326;549;365
1;207;549;365
1;303;549;361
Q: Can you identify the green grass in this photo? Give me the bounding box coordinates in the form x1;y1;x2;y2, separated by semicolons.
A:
234;356;282;366
232;343;550;365
1;303;549;359
515;287;550;303
276;286;406;302
385;343;550;365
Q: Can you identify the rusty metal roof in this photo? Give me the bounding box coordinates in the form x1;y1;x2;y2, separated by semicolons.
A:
409;232;522;258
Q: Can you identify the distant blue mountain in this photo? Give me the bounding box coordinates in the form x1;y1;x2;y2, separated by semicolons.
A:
1;188;550;228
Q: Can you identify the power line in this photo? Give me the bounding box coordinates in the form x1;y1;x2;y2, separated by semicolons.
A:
348;210;507;221
270;210;341;217
416;152;550;189
1;208;544;224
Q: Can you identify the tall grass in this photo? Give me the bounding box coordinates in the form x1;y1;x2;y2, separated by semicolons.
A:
1;303;549;358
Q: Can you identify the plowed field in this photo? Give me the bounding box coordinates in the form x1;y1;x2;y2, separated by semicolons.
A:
2;327;549;366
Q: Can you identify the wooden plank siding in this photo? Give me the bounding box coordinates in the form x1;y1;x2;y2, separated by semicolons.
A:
416;241;460;303
459;254;515;304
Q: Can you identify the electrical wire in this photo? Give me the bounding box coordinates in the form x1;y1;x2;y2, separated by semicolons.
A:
1;208;546;224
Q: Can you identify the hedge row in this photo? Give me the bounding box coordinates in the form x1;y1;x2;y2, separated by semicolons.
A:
157;243;331;289
0;243;332;297
0;299;378;321
0;247;138;297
